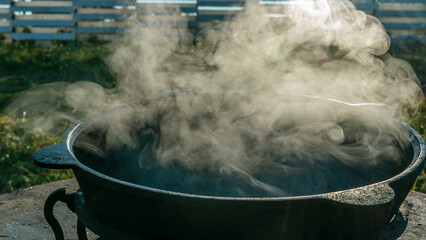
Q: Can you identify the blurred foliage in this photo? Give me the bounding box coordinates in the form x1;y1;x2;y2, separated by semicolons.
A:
0;42;115;194
388;39;426;88
389;40;426;193
0;40;425;194
407;100;426;193
0;42;116;110
0;114;74;193
87;34;101;45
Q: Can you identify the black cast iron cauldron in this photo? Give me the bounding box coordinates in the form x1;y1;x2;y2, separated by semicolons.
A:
33;93;425;240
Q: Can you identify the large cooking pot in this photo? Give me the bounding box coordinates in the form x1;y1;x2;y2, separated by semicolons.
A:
33;93;425;240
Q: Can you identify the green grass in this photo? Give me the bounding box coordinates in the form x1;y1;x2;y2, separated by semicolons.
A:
0;42;116;110
0;40;425;194
0;42;116;193
0;114;73;192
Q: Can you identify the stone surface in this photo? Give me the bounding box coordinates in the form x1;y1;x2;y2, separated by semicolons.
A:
0;179;97;240
399;191;426;240
0;178;424;240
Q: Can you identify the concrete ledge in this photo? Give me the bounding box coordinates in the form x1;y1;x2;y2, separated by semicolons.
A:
0;179;97;240
0;178;425;240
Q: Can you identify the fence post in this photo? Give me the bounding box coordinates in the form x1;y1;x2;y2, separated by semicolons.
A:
373;0;378;17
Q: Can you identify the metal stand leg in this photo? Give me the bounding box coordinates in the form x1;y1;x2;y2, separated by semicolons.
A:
77;219;89;240
44;188;67;240
44;188;88;240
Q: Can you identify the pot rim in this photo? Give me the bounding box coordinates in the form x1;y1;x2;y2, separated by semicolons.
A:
42;93;426;201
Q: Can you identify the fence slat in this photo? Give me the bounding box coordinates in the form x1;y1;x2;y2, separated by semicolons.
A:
132;33;195;41
197;14;234;21
74;13;132;21
198;1;245;7
354;3;378;10
391;35;426;41
138;19;198;28
379;0;426;3
377;10;426;18
11;20;75;27
11;33;75;40
136;0;196;3
137;6;197;14
383;22;426;30
73;0;135;7
11;6;74;14
0;13;10;19
75;26;125;34
0;0;9;4
0;26;11;33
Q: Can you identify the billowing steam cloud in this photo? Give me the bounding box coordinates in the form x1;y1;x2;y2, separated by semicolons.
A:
8;0;423;197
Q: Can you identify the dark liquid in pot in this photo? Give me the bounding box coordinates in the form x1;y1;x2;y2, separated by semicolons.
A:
72;95;412;197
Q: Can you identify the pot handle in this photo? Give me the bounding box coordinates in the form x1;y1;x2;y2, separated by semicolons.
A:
324;184;395;206
33;144;76;169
